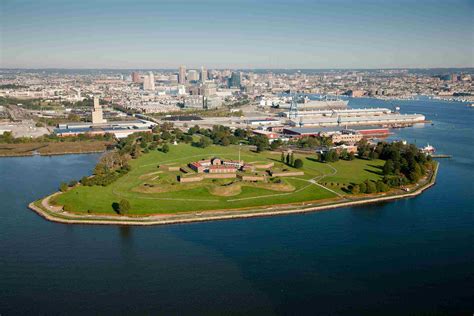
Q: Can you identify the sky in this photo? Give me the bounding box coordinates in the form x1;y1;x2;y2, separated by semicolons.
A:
1;0;473;69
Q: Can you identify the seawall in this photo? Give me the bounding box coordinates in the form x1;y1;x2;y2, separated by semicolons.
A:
28;164;439;226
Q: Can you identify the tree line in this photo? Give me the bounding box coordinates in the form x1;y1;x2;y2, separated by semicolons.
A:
349;140;435;194
0;131;115;144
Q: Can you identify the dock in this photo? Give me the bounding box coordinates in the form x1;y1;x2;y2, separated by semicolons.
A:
431;154;452;158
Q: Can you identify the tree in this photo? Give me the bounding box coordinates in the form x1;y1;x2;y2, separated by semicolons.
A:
366;180;377;194
369;150;379;160
131;144;142;159
0;131;14;144
294;158;303;168
249;135;269;152
197;136;212;148
351;184;360;194
286;153;290;165
182;135;193;143
234;128;249;139
383;159;394;175
148;142;158;150
112;199;131;215
290;153;295;166
161;131;172;140
296;136;320;148
67;113;81;122
281;152;285;163
221;137;230;146
59;182;68;192
270;139;283;150
161;144;170;153
188;125;200;135
321;149;339;162
340;149;349;160
376;181;389;192
359;182;367;193
348;152;355;161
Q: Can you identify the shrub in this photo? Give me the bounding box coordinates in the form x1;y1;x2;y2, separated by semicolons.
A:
68;180;78;187
161;144;170;153
59;182;68;192
148;142;158;150
112;199;131;215
293;158;304;168
351;184;360;194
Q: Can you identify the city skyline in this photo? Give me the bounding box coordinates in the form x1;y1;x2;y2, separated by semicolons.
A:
1;0;473;69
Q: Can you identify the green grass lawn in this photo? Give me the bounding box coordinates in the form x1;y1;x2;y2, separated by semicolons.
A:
54;144;384;214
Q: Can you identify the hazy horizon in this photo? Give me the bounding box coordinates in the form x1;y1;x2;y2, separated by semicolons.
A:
1;67;474;71
1;0;473;69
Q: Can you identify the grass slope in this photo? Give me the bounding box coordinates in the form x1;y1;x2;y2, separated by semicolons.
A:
55;144;384;214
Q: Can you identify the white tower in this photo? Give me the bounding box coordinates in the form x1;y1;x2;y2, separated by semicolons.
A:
92;97;106;124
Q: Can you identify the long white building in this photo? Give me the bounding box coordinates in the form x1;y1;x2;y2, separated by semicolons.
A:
289;113;426;127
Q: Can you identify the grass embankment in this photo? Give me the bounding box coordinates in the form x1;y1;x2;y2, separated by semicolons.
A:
0;141;113;157
53;144;385;215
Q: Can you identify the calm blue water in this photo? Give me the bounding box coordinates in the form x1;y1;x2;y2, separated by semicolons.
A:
1;99;473;315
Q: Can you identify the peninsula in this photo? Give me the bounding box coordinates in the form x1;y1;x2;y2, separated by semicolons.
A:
29;127;438;225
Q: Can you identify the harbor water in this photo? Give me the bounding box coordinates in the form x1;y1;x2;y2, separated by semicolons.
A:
0;98;473;315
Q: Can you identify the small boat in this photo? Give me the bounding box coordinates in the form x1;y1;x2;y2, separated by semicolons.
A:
421;144;436;154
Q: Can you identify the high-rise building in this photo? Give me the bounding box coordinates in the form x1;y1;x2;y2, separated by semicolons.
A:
200;66;208;82
187;70;199;82
229;71;242;88
178;65;186;84
199;83;217;97
451;74;459;82
143;71;155;90
132;72;140;83
177;85;186;95
92;97;106;124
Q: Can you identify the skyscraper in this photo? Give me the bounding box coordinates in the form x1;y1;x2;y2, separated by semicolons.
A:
229;71;242;88
143;71;155;90
200;66;208;82
187;70;199;82
132;71;140;83
178;65;186;84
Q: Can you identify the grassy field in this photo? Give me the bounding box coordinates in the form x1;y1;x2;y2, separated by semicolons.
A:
54;144;385;214
0;141;113;157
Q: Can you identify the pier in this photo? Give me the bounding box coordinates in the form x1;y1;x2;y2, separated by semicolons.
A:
431;154;452;158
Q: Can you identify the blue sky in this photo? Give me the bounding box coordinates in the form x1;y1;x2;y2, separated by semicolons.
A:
1;0;473;68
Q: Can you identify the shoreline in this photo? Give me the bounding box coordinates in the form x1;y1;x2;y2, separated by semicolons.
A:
0;149;106;158
28;163;439;226
0;141;113;158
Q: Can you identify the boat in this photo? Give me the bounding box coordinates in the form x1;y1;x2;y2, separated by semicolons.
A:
421;143;436;154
